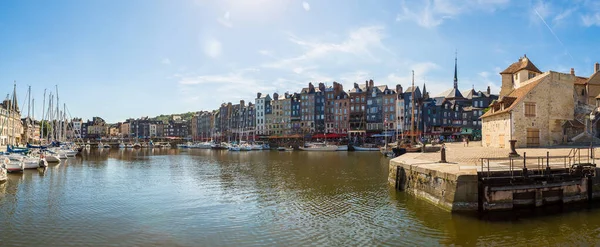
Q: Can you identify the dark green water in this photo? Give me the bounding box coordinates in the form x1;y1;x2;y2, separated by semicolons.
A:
0;149;599;246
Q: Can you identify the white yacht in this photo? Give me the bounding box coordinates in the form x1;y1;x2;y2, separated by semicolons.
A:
299;142;338;151
44;150;61;163
119;143;125;149
3;155;24;173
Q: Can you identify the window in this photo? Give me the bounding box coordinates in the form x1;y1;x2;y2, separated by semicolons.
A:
525;102;536;117
526;128;540;147
514;73;519;80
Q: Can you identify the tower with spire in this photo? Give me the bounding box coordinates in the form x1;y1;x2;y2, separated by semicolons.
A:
438;51;464;99
453;50;458;89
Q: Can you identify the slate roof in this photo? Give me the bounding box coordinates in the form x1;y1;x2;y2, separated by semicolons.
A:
437;87;464;99
461;89;477;99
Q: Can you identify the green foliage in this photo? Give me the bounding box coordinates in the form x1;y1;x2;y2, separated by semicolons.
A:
40;121;52;138
151;112;195;123
482;106;491;114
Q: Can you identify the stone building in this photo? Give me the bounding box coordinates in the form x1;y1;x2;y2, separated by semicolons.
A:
0;88;23;145
482;56;575;148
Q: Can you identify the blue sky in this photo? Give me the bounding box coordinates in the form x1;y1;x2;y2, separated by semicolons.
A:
2;0;600;123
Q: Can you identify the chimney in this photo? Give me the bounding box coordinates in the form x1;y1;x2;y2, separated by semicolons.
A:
486;86;491;95
396;84;403;94
309;82;314;92
369;79;374;89
570;68;575;75
240;100;245;107
257;92;262;99
273;93;279;100
318;82;325;92
595;62;599;73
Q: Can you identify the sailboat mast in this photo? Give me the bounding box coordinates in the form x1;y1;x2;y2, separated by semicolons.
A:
56;85;60;141
32;97;35;143
27;86;31;118
11;82;16;146
41;89;46;142
410;70;415;145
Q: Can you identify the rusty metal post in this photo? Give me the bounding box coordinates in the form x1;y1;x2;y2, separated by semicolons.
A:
523;152;528;178
546;151;551;176
439;144;447;163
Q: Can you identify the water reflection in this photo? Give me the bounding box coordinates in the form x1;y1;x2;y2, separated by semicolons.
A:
1;149;600;246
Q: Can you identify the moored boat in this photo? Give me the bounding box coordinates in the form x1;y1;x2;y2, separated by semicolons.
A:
299;142;338;151
3;155;24;173
336;145;348;151
277;146;294;151
352;144;381;151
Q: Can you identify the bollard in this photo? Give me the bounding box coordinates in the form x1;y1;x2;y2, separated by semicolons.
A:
440;144;447;163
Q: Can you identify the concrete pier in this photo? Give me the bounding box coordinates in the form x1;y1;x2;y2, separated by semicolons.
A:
389;143;600;212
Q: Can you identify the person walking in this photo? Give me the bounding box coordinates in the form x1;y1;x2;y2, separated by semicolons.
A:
466;138;469;147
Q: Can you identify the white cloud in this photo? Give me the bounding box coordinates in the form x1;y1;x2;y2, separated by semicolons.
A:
396;0;509;28
204;38;222;58
262;25;387;70
218;11;233;28
176;68;275;103
553;8;575;25
582;13;600;27
161;58;171;65
302;1;310;11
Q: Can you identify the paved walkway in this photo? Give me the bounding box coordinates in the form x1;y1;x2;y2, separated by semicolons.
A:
404;141;597;172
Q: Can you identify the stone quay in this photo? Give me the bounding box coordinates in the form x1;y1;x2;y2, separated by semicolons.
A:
388;142;600;212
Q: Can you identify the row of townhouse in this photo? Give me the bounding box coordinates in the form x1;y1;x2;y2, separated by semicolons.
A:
188;56;499;141
68;115;191;140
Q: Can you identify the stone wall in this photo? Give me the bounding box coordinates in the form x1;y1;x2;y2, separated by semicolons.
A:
511;72;574;147
481;113;511;148
388;156;478;212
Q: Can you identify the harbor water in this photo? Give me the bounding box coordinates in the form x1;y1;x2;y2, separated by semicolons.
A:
1;149;600;246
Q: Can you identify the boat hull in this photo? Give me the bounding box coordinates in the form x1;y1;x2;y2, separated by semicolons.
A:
299;146;338;151
45;155;60;163
352;145;380;151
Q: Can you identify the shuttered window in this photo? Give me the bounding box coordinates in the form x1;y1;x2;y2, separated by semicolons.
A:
525;102;536;117
527;128;540;147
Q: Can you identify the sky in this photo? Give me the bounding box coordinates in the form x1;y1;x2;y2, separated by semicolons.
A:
2;0;600;123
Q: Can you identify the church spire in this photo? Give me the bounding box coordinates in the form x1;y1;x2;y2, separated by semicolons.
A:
422;82;428;99
12;81;19;112
453;50;458;89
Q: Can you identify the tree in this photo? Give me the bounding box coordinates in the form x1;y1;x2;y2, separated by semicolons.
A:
40;121;52;138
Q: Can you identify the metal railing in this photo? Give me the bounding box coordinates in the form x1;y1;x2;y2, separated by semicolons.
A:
479;148;593;178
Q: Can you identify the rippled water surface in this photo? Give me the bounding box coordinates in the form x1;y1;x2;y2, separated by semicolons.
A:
1;149;600;246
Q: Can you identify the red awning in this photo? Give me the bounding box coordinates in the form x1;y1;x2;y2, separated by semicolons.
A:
312;133;346;139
